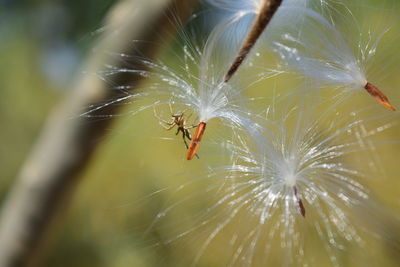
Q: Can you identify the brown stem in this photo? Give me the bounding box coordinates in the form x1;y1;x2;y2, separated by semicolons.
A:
364;82;396;111
224;0;283;83
0;1;198;266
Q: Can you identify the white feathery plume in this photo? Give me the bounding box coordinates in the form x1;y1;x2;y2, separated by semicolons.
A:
204;0;396;110
266;4;396;110
202;0;336;83
82;2;400;266
143;90;399;266
82;27;261;159
205;0;307;15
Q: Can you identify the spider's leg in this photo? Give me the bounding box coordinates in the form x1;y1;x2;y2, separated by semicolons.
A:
182;132;189;149
159;119;175;130
168;101;174;115
188;125;197;129
184;129;192;140
153;106;163;121
181;108;188;115
154;107;179;131
153;107;174;128
186;123;198;129
163;123;176;131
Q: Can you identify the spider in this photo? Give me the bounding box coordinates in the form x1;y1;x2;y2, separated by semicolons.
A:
154;105;199;159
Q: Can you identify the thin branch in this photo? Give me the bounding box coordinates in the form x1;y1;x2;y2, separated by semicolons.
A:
224;0;283;83
0;0;198;266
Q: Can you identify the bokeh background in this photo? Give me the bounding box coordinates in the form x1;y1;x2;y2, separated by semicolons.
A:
1;0;400;266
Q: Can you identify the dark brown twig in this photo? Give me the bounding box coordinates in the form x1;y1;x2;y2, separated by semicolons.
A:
224;0;283;83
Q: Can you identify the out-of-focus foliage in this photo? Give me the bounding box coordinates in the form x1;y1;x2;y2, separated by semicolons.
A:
0;0;116;190
1;0;400;266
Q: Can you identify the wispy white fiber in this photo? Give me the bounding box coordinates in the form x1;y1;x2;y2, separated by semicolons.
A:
83;28;261;146
142;91;399;266
269;6;369;89
84;1;400;266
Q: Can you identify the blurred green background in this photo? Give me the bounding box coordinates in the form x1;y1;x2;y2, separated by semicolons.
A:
1;0;400;266
0;0;116;194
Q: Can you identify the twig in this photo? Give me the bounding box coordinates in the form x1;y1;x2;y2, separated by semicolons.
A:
0;0;198;266
224;0;282;83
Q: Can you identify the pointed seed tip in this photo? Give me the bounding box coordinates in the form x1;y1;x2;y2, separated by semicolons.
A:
186;152;194;160
377;99;396;111
385;102;396;111
364;82;396;111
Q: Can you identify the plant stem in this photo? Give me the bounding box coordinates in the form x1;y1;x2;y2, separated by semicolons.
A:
224;0;283;83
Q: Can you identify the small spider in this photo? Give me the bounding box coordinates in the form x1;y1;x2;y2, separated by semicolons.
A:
154;105;199;159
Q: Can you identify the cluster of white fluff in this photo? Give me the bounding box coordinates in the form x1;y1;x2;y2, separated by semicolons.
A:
85;32;260;135
89;0;399;266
